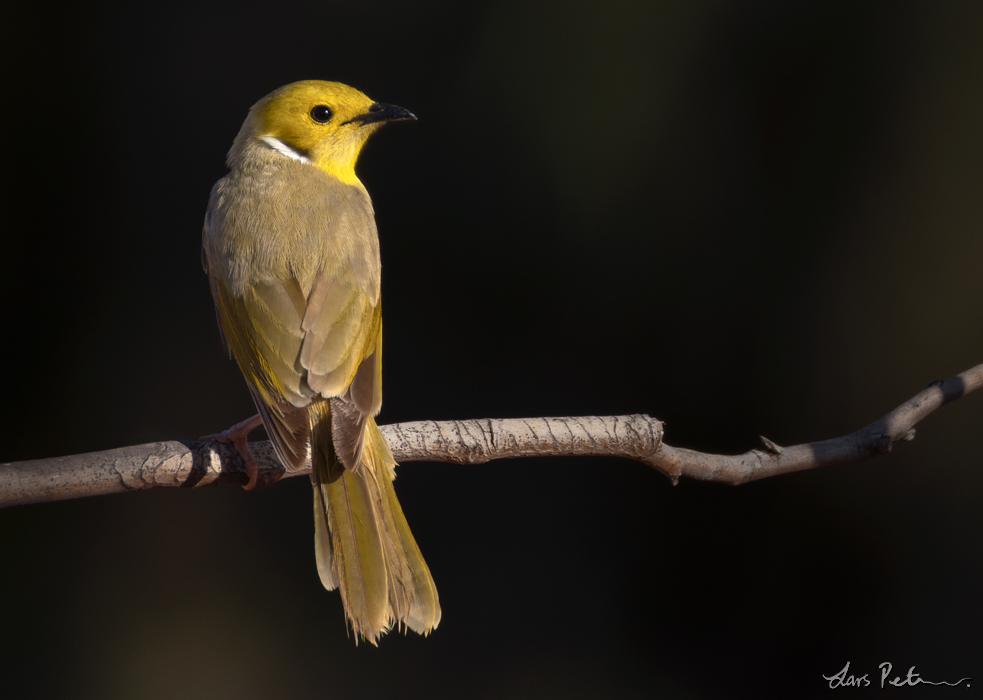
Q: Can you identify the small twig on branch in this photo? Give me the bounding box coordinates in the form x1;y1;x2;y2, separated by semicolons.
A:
1;362;980;509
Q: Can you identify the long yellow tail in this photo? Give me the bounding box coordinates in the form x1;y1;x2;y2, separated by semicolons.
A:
309;398;440;644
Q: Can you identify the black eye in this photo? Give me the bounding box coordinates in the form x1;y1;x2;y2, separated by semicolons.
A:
310;105;333;123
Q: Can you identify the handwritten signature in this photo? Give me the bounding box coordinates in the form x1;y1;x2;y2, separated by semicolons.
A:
824;661;971;689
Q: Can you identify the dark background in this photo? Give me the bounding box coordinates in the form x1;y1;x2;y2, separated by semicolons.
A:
2;1;981;698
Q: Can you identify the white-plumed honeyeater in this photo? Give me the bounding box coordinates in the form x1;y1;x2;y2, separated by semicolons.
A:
201;80;439;644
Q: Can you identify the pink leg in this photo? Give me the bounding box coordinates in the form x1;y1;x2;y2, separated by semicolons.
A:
200;414;264;490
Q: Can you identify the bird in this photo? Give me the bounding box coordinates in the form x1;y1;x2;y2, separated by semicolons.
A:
200;80;440;644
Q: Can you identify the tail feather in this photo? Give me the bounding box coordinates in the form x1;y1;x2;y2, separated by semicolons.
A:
309;398;440;644
365;424;441;634
312;482;336;590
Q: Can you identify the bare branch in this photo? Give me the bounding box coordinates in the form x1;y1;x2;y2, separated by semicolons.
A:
2;362;980;509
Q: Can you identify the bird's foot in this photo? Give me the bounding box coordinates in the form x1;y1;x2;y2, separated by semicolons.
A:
200;414;263;490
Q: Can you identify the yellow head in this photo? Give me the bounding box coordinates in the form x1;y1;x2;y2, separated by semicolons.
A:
232;80;415;184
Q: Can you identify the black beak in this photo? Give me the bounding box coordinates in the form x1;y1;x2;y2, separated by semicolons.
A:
343;102;417;126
